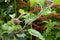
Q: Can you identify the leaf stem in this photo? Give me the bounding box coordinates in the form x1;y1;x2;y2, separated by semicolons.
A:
30;23;32;40
15;3;54;34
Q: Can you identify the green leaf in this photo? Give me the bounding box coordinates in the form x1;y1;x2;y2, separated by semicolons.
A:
29;0;45;6
45;20;56;29
56;32;60;39
52;11;57;14
0;20;4;24
16;33;26;37
19;9;25;14
41;8;51;16
28;29;45;40
16;33;26;40
9;14;16;19
53;0;60;5
7;19;14;26
38;0;45;6
2;24;9;31
2;24;14;33
13;36;18;40
14;25;22;31
25;13;36;24
2;33;12;40
29;0;38;6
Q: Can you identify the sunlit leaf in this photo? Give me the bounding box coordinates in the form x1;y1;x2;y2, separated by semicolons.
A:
29;0;38;6
28;29;45;40
29;0;45;6
19;9;25;14
9;14;15;19
53;0;60;5
38;0;45;6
